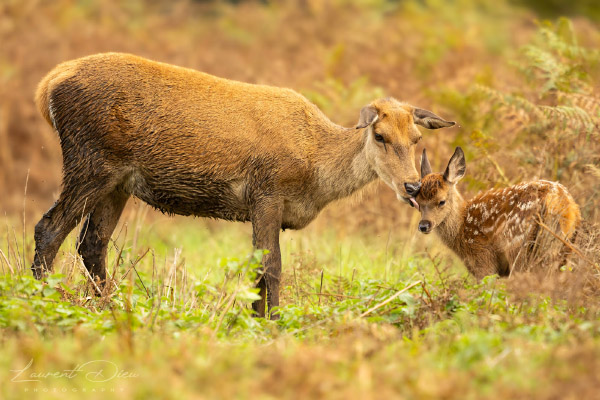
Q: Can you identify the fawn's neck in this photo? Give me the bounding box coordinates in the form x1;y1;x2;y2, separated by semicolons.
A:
435;193;467;253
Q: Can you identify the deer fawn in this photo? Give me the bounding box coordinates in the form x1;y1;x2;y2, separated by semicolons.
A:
413;147;581;279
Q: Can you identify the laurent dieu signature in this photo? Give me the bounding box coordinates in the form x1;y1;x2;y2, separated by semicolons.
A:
11;359;139;383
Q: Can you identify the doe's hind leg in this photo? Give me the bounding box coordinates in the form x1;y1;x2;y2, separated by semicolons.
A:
77;189;129;283
32;186;102;279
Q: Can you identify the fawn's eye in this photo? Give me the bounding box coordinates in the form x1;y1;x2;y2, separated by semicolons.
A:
374;133;385;143
439;200;446;207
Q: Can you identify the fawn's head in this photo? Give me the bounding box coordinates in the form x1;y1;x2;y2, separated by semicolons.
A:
356;98;455;204
415;147;466;234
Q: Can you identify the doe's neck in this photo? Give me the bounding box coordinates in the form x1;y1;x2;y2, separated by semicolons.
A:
313;123;378;202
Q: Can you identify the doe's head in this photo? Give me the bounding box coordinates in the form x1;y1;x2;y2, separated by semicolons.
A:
415;147;466;234
355;98;455;204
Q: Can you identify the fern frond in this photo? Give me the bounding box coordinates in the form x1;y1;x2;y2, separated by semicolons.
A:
539;105;597;134
474;84;544;120
475;84;598;137
538;18;600;63
585;164;600;180
557;92;600;119
330;275;351;293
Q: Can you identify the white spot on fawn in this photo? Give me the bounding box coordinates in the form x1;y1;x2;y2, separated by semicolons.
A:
483;225;494;234
518;201;536;211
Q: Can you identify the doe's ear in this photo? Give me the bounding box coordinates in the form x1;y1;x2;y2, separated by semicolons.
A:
413;108;455;129
421;149;433;178
356;106;379;129
443;147;466;184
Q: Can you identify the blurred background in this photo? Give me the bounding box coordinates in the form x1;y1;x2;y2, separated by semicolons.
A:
1;0;598;237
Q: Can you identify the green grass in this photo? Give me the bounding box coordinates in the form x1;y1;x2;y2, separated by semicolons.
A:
1;209;599;399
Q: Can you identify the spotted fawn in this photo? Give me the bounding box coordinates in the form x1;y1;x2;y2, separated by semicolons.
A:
413;147;581;279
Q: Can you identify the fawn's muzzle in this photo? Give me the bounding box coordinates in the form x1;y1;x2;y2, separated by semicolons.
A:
418;220;432;233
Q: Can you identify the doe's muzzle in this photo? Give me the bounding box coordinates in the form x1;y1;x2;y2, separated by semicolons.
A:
404;182;421;197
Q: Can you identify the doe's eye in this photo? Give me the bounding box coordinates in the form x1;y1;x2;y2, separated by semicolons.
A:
439;200;446;207
374;133;385;143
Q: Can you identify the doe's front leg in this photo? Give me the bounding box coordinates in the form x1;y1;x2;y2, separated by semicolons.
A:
250;198;283;320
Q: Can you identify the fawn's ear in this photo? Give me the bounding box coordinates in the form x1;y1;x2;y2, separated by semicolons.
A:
443;147;466;184
421;149;432;178
413;108;455;129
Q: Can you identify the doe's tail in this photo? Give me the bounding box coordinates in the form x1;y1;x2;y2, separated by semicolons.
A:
34;61;79;130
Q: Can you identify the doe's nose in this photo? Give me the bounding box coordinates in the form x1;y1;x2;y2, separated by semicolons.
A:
418;220;432;233
404;181;421;197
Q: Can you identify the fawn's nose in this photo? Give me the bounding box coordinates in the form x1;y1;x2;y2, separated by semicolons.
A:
418;220;432;234
404;182;421;197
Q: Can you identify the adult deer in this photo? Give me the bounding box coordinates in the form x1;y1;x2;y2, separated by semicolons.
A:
32;53;455;318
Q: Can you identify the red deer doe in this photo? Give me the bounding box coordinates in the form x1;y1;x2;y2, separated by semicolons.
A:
32;53;456;318
413;147;581;279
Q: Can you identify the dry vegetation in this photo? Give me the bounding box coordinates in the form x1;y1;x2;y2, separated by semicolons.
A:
1;0;600;399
